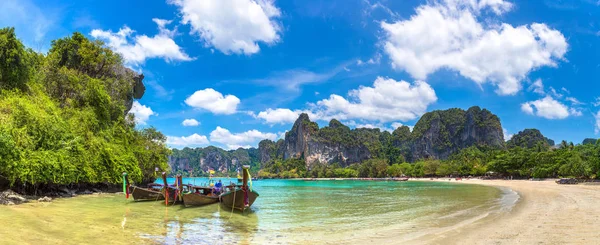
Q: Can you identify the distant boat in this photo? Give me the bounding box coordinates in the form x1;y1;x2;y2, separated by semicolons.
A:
220;165;259;212
182;184;219;207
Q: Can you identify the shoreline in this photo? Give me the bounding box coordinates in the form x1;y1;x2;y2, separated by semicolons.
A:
291;177;600;244
410;178;600;244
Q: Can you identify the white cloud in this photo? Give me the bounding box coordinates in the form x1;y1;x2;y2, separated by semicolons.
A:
503;128;513;141
381;0;568;95
391;122;414;132
254;108;301;124
167;133;209;147
310;77;437;122
169;0;281;55
91;18;193;66
520;103;534;115
549;87;564;98
277;131;287;140
185;88;240;115
569;108;583;117
182;119;200;126
357;53;382;66
528;79;545;95
565;97;584;105
209;126;277;150
593;97;600;107
595;111;600;134
129;101;156;125
520;96;570;119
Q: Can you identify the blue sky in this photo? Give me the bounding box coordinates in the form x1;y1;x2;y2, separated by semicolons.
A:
2;0;600;149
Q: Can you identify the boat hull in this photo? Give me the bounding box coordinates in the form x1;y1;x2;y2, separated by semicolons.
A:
130;186;164;201
163;187;181;205
220;189;259;211
183;193;219;207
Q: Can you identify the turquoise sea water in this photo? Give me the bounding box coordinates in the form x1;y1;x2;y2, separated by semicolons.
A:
0;179;509;244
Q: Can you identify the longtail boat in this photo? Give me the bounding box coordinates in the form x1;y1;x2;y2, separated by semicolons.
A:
161;172;183;205
131;183;165;201
123;172;165;201
219;165;259;212
182;185;219;207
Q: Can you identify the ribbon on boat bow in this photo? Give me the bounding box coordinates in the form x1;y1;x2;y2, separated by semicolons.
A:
122;172;130;199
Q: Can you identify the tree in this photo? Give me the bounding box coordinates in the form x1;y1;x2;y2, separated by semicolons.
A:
0;27;35;91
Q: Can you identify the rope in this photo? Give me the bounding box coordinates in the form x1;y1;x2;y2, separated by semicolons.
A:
229;186;236;219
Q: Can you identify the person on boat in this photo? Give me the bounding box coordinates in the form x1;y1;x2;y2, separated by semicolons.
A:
214;180;223;194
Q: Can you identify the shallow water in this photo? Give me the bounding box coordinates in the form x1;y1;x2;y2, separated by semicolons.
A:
0;179;508;244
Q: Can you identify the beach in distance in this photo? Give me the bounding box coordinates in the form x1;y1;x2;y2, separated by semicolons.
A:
396;178;600;245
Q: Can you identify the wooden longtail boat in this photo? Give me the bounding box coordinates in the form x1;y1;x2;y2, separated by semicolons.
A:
161;172;183;205
220;165;259;212
123;172;166;201
182;185;219;207
130;183;165;201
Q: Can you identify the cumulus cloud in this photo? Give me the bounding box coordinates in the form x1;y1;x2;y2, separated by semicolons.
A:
209;126;277;150
167;133;210;147
310;77;437;122
185;88;240;115
169;0;281;55
520;96;571;119
182;119;200;126
381;0;568;95
91;18;193;66
253;77;436;125
253;108;301;124
129;101;156;125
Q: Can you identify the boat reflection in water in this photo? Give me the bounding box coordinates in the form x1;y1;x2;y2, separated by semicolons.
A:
136;204;260;244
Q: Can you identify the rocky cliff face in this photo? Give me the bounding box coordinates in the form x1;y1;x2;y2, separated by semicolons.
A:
172;106;509;171
507;129;554;148
410;106;504;160
258;106;505;166
168;146;259;175
270;115;374;167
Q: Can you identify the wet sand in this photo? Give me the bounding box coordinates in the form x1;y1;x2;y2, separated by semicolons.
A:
414;179;600;244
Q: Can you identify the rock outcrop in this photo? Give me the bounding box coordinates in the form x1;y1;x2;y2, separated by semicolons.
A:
169;146;259;174
410;106;504;161
260;106;505;166
507;129;554;149
582;138;598;145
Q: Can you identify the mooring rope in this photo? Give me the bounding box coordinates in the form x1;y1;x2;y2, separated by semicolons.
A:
229;187;237;219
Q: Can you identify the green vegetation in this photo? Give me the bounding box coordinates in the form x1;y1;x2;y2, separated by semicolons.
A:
256;142;600;179
0;28;170;189
507;129;555;148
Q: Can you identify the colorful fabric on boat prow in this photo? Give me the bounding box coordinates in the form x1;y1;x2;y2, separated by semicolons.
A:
122;172;130;199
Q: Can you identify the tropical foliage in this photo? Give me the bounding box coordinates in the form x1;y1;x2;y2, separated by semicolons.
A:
0;28;170;188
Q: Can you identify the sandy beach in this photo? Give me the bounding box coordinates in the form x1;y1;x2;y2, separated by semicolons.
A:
415;179;600;244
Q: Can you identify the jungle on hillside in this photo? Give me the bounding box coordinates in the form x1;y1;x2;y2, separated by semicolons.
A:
0;27;170;193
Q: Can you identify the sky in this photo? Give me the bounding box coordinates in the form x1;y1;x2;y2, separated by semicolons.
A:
2;0;600;149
